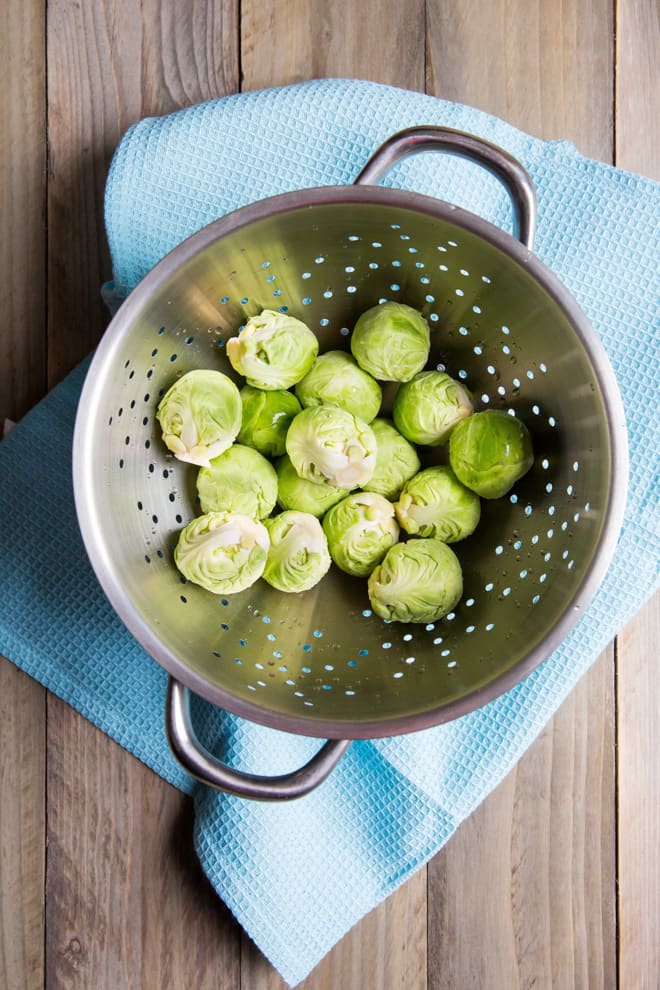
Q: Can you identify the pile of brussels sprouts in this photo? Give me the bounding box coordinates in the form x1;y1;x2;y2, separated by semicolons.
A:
156;302;533;623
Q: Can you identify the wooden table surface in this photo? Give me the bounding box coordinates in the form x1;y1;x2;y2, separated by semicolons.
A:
1;2;658;987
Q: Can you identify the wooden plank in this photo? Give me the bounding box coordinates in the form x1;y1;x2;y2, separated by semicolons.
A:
617;594;660;987
0;662;46;990
615;0;660;180
44;2;242;987
0;4;47;989
45;0;239;389
428;649;616;987
425;0;617;985
615;5;659;985
240;0;426;92
426;0;613;158
239;2;429;986
0;0;47;423
44;697;241;989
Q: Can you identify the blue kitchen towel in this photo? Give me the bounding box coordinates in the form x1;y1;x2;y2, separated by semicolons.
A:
1;79;659;986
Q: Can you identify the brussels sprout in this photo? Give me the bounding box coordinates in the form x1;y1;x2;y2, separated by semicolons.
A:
263;511;332;592
393;370;473;446
367;538;463;623
275;455;349;517
226;309;318;389
196;444;278;519
285;406;377;489
238;385;301;458
295;350;382;422
174;511;269;594
322;492;399;577
156;369;241;467
350;302;430;382
449;409;534;499
394;466;480;541
362;418;421;500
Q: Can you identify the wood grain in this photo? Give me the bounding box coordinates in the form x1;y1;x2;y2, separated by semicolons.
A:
45;697;240;989
615;3;659;984
0;0;47;424
615;0;660;181
426;0;613;159
0;663;46;990
241;0;426;92
428;649;616;988
617;594;660;987
43;3;241;988
0;4;47;989
45;0;239;389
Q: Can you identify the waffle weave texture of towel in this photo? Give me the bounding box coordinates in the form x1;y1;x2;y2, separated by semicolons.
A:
1;80;659;987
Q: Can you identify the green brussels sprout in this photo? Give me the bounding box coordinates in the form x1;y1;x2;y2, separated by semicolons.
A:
322;492;399;577
392;370;473;446
238;385;301;458
174;511;269;594
394;466;480;542
367;538;463;623
156;369;242;467
263;511;332;592
196;444;278;519
350;302;430;382
275;455;349;517
295;350;382;422
226;309;318;389
285;406;377;489
449;409;534;499
362;418;421;500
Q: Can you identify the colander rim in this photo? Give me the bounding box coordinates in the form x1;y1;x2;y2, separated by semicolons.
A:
73;184;629;739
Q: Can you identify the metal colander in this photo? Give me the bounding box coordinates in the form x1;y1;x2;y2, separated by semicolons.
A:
73;128;627;799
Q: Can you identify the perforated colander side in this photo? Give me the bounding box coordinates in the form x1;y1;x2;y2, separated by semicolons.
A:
73;186;627;738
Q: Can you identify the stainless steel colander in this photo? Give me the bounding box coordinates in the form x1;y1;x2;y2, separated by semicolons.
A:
73;128;627;799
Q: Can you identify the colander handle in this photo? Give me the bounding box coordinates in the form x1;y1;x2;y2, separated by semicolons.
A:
354;126;537;250
165;677;351;800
